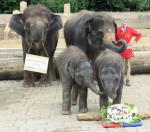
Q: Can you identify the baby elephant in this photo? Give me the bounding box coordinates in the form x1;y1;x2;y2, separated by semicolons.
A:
56;46;103;115
95;49;124;110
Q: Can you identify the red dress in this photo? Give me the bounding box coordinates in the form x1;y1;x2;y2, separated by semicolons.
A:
116;26;142;59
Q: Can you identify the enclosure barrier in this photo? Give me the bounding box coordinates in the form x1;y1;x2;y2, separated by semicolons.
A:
0;1;150;79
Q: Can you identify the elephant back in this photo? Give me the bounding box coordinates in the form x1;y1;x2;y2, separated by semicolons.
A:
23;4;53;18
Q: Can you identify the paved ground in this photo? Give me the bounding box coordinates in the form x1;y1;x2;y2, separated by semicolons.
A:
0;75;149;132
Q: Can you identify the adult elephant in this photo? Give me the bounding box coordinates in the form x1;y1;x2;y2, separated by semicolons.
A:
64;10;127;105
9;4;63;87
64;10;127;60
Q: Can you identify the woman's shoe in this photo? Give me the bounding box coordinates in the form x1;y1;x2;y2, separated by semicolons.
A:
126;79;131;86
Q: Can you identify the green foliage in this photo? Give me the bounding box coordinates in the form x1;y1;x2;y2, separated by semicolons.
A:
0;0;150;13
99;102;112;121
0;0;20;13
92;0;150;11
129;114;141;123
30;0;89;13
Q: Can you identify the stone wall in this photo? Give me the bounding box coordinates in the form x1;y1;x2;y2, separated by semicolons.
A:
0;24;5;40
0;11;150;48
0;2;150;54
0;2;150;78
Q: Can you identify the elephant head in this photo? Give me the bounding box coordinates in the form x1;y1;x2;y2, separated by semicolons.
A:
9;5;63;50
85;13;127;53
69;59;104;95
100;66;122;99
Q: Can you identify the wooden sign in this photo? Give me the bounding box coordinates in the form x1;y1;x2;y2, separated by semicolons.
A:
24;54;49;74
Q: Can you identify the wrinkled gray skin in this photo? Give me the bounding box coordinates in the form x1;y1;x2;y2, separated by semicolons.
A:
95;49;124;109
64;10;127;60
56;46;104;115
64;10;127;105
9;4;63;87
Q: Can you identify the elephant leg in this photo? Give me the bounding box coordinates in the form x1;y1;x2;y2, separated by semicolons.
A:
38;51;52;86
72;84;79;105
100;94;109;110
23;71;35;87
62;78;72;115
21;41;35;87
42;59;56;85
113;77;124;104
113;94;122;104
79;87;88;113
39;74;50;86
48;59;56;82
46;32;58;82
113;88;122;104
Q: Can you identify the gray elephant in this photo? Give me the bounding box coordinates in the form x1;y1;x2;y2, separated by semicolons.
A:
64;10;127;105
95;46;124;109
56;46;103;115
64;10;127;60
9;4;63;87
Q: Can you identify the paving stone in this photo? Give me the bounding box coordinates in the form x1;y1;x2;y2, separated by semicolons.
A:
0;127;18;132
0;75;149;131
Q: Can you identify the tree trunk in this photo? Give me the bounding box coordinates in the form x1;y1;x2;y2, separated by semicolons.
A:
131;51;150;74
0;49;150;80
77;113;150;121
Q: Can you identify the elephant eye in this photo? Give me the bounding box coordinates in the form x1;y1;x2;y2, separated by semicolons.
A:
45;25;49;31
92;31;103;38
78;74;83;79
97;31;103;37
104;70;108;74
25;23;31;30
116;78;118;81
102;68;107;74
89;70;93;74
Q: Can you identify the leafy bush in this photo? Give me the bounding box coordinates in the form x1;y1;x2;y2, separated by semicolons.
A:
0;0;150;14
30;0;89;13
0;0;20;13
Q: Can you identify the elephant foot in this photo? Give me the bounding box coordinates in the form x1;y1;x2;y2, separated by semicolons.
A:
38;79;50;87
50;74;56;82
23;81;35;87
72;100;77;105
78;107;88;113
62;110;71;115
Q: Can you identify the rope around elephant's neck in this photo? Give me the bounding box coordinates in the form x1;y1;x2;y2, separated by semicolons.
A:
27;41;49;57
27;42;33;54
42;42;49;57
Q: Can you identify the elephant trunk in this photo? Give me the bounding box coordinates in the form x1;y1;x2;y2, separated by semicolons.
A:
88;84;104;95
31;21;45;43
104;39;127;53
109;93;117;99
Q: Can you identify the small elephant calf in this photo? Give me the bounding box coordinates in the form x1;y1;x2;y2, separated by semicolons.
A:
95;49;124;110
56;46;103;115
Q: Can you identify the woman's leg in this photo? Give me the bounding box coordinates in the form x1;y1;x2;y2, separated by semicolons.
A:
126;59;131;86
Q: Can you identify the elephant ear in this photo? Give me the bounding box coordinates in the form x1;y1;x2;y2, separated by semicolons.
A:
85;18;104;34
66;60;79;79
85;18;93;34
85;18;104;45
49;14;63;31
66;61;74;78
9;14;25;37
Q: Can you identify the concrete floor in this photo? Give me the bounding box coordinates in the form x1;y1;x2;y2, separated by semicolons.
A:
0;75;149;131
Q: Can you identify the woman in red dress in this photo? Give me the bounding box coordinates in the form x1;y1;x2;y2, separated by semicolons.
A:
116;19;142;86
